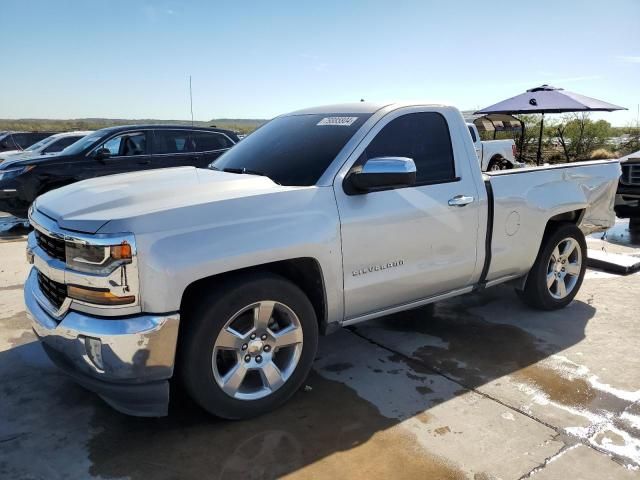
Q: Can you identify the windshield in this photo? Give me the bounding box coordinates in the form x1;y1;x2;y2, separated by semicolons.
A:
211;113;371;186
61;130;106;155
22;136;57;152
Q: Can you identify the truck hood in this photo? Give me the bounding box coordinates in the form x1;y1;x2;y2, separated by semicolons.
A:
36;166;289;233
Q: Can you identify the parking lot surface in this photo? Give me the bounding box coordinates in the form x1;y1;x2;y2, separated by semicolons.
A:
1;216;639;479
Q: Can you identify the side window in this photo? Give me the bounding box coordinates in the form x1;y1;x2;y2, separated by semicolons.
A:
152;130;190;154
365;112;455;184
468;126;477;142
99;132;147;156
43;136;78;153
189;131;234;152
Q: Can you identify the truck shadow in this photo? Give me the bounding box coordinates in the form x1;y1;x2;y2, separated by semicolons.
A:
1;285;595;479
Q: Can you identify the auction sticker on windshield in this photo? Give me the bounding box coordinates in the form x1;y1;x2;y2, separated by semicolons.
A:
317;116;359;126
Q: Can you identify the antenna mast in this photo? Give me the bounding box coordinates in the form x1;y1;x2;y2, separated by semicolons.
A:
189;75;194;126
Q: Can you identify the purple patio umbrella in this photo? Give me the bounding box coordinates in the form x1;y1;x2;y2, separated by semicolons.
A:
475;85;626;165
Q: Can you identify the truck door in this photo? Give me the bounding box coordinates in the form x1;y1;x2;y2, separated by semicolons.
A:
334;110;482;320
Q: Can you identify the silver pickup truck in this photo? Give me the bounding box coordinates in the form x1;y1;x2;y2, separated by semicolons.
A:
25;103;620;419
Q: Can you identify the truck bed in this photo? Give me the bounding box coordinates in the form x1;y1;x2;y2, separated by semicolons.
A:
484;160;621;283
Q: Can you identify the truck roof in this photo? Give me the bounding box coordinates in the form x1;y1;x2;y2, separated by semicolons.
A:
287;102;452;116
94;124;238;137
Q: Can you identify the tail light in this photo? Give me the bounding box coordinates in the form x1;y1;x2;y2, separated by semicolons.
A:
512;144;517;157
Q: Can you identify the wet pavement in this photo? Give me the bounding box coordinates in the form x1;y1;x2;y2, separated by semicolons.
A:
1;219;639;479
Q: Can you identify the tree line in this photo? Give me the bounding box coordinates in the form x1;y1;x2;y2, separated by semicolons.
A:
482;113;639;164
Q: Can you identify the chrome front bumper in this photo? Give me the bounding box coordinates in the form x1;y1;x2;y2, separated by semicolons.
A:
25;268;180;416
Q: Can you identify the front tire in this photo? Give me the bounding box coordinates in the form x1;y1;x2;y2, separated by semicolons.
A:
180;273;318;419
517;223;587;310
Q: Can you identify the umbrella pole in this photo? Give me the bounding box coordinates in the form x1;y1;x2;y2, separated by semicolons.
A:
536;113;545;166
518;118;525;162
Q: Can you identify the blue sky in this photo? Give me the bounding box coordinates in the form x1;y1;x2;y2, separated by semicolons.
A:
1;0;639;125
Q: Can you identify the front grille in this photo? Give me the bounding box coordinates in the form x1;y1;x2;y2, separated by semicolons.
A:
35;230;66;262
621;163;640;186
37;272;67;310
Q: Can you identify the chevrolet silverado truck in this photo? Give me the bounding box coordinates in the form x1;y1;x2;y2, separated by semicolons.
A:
467;123;523;171
25;103;620;419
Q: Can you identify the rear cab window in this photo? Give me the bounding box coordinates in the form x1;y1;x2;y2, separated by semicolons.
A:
468;125;477;142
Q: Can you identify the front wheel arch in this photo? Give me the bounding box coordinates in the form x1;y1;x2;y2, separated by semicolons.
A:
178;271;319;419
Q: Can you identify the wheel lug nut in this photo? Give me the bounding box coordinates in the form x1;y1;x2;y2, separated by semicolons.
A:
256;355;262;363
244;355;251;363
241;343;248;351
250;333;256;340
260;334;267;341
263;345;271;352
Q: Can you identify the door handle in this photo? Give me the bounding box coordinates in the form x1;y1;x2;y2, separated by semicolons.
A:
448;195;475;207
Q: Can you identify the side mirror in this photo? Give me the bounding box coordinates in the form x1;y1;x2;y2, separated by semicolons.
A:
348;156;416;193
94;148;111;161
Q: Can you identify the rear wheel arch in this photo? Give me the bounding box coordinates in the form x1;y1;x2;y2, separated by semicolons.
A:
544;209;586;237
487;155;507;171
517;222;587;310
513;209;586;291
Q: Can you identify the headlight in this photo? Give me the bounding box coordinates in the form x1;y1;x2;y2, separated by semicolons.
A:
68;285;135;306
0;165;35;181
65;241;133;274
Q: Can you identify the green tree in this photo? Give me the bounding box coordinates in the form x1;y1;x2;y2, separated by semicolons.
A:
555;113;613;161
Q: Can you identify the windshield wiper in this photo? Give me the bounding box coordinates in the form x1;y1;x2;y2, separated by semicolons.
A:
218;167;280;184
221;167;265;176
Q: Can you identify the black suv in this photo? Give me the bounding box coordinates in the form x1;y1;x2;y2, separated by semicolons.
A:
0;125;239;217
0;131;56;152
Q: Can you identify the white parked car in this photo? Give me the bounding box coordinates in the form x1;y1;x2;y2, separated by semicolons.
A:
0;131;93;162
25;103;619;418
467;123;524;171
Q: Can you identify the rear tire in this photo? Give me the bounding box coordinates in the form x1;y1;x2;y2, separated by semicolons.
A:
180;272;318;419
517;223;587;310
487;157;509;171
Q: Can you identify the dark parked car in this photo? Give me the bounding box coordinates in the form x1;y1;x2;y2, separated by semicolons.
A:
0;125;239;217
0;131;56;152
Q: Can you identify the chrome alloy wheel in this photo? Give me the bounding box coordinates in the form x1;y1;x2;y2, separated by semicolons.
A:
212;301;304;400
546;237;582;299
